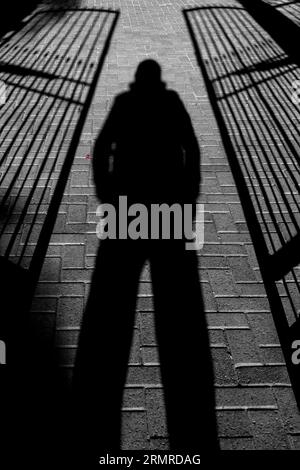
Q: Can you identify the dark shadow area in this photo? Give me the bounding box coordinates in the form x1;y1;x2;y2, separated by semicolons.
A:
0;62;56;79
71;60;218;457
43;0;82;6
238;0;300;61
183;3;300;407
261;0;300;26
0;1;39;38
0;1;83;39
0;6;119;465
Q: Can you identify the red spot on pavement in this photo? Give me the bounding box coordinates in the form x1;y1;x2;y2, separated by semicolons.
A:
85;154;92;160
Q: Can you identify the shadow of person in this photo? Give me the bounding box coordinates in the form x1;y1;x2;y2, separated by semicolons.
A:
72;59;219;456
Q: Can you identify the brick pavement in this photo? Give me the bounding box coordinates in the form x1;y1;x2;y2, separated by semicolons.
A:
1;0;300;451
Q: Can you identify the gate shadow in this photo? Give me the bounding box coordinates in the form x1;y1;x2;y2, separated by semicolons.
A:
183;1;300;407
0;6;119;464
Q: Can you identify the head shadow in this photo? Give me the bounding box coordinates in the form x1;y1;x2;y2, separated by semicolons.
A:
92;59;201;208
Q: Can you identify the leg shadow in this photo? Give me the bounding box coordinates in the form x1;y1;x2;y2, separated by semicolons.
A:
151;241;218;452
72;239;144;455
72;239;218;455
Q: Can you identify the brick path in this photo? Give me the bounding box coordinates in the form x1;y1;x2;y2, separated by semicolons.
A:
1;0;300;451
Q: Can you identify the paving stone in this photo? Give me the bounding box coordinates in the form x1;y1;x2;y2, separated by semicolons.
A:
216;386;276;408
123;387;146;409
145;389;168;438
212;347;238;385
249;409;291;449
219;437;255;450
273;387;300;433
216;410;253;437
226;329;262;364
121;411;149;450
